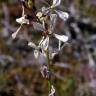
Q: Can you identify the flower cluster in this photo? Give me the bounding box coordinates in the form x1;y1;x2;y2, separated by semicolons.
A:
12;0;69;95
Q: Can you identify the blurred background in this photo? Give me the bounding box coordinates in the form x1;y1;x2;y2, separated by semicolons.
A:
0;0;96;96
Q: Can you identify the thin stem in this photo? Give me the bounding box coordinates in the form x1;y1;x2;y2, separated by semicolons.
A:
46;48;51;94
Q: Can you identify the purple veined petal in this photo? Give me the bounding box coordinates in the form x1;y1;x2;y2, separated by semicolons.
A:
54;34;68;42
55;10;69;21
28;42;36;48
50;14;57;31
32;22;45;31
34;50;39;59
49;85;56;96
12;24;22;39
51;0;61;8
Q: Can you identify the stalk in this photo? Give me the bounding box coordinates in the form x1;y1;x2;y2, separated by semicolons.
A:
46;47;52;95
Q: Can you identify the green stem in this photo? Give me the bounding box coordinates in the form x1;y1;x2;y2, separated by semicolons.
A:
46;48;51;94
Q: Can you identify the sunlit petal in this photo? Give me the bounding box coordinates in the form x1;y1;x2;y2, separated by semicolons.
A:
49;85;55;96
50;14;57;31
16;16;29;24
55;10;69;21
28;42;36;48
54;34;68;42
34;50;39;59
51;0;61;8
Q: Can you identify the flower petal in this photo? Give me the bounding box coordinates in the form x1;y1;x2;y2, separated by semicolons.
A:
40;65;49;78
58;40;61;50
28;42;36;48
34;50;39;59
36;12;43;18
51;52;57;59
55;10;69;21
54;34;68;42
42;6;50;14
49;85;55;96
16;16;29;24
51;0;61;8
50;14;57;31
41;36;49;50
39;36;45;47
32;22;45;31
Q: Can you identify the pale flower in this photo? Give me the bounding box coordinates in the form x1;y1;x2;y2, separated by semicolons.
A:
41;0;69;21
49;85;56;96
16;15;29;25
12;5;29;39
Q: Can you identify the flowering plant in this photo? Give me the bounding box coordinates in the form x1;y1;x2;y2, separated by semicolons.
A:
12;0;69;95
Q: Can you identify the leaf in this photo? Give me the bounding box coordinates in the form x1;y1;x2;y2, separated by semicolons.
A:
32;22;45;31
16;15;29;24
34;50;39;59
54;34;68;42
51;0;61;8
41;36;49;50
28;42;36;48
55;10;69;21
50;14;57;31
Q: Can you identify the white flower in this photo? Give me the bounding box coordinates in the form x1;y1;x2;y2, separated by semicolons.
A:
28;36;49;58
16;15;29;24
50;14;57;31
42;7;50;15
55;10;69;21
28;41;40;58
41;36;49;51
28;42;36;48
41;0;69;21
54;34;68;42
12;5;29;39
51;52;57;59
49;85;56;96
34;49;39;59
40;65;49;78
51;0;61;8
58;40;61;50
54;34;68;50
